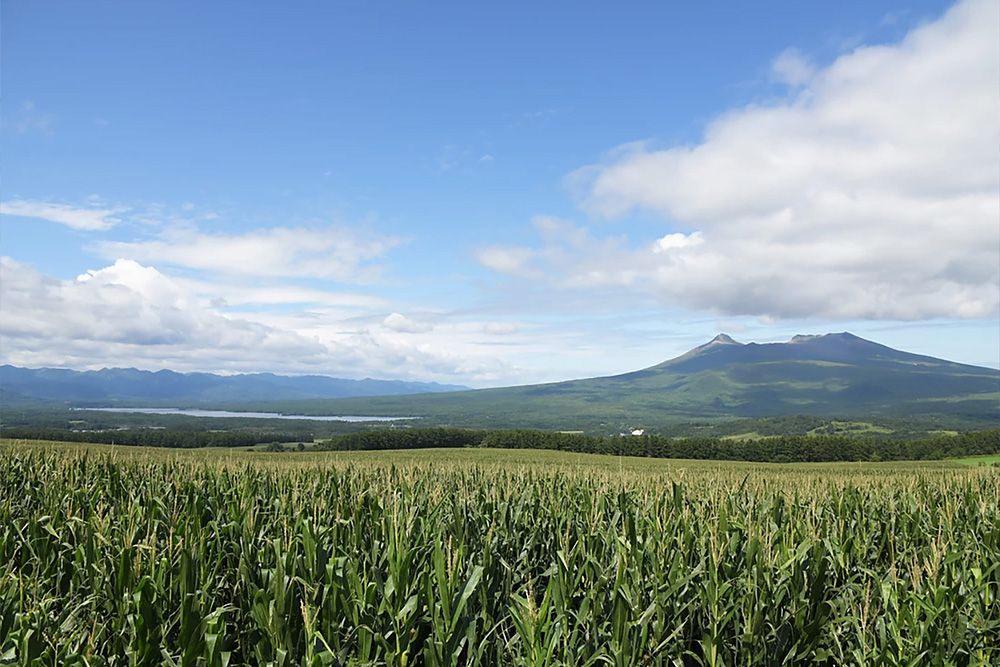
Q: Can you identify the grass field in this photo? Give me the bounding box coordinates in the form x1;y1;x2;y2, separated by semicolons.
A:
951;454;1000;467
1;439;997;665
0;437;980;472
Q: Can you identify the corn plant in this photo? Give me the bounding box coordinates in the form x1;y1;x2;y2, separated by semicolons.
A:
0;444;997;665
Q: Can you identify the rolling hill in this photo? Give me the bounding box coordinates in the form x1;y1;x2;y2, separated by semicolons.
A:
0;365;467;404
261;332;1000;430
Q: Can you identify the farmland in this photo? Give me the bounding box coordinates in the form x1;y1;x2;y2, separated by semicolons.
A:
1;441;998;665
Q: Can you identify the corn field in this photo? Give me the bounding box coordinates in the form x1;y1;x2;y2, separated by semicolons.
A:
1;444;998;665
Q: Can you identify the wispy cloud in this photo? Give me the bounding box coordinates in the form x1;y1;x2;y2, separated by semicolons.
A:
1;100;55;136
94;224;404;283
770;48;816;87
511;107;560;128
1;199;124;231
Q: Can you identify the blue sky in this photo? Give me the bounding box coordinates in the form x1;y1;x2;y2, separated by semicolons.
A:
2;0;998;384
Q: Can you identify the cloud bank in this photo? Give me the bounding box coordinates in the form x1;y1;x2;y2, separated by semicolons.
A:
0;256;524;382
0;257;330;369
483;0;999;321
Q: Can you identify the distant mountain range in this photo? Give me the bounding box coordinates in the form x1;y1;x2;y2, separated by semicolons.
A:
0;365;467;404
2;333;997;431
262;332;1000;429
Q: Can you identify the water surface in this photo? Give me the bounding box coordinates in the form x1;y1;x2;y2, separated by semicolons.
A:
77;407;416;422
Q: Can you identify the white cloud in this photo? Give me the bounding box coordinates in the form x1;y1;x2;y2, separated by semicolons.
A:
770;48;816;87
652;232;703;253
482;322;519;335
476;245;537;275
382;312;434;333
489;0;999;321
0;257;528;383
0;257;329;364
245;307;526;383
1;199;123;231
202;285;386;309
94;224;403;282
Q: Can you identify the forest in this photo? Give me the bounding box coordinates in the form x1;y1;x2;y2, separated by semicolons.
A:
321;427;1000;463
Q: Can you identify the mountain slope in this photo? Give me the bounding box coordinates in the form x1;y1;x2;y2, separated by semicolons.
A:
267;333;1000;429
0;365;467;404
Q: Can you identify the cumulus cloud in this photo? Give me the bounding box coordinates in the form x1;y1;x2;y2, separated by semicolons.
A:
1;199;124;231
0;257;525;383
488;0;999;321
0;257;329;366
94;224;403;282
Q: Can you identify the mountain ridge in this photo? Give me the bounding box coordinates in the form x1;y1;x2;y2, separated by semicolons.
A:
0;365;468;404
2;334;997;431
245;332;999;430
645;332;994;375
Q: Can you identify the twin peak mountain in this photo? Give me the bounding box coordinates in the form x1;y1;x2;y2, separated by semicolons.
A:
2;332;997;423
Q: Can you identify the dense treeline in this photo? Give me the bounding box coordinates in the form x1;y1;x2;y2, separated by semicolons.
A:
324;427;1000;462
4;424;997;461
325;427;484;450
0;427;311;449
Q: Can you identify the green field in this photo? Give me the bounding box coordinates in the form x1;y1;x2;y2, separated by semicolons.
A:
2;440;998;665
952;454;1000;467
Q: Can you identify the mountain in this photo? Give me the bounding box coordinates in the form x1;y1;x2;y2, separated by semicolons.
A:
0;365;467;404
267;332;1000;429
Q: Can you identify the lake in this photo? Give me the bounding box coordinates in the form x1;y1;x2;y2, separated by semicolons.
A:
76;407;416;422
